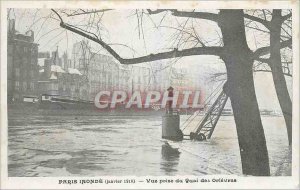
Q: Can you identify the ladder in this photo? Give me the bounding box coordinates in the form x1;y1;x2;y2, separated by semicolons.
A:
181;90;229;140
194;90;228;139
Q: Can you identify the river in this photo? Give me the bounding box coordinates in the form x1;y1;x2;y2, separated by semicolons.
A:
8;114;291;176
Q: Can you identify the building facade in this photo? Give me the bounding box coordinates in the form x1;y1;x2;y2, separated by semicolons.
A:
37;51;86;99
72;41;123;100
131;65;151;94
7;19;39;102
35;40;205;104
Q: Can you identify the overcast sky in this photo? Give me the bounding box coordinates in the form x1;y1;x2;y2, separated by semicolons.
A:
7;9;293;111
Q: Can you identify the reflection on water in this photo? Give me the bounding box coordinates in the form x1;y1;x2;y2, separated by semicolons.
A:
8;113;290;176
160;142;180;175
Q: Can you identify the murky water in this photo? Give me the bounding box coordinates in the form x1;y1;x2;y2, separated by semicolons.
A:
8;113;290;176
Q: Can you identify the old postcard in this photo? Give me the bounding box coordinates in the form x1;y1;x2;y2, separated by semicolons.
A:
0;0;299;189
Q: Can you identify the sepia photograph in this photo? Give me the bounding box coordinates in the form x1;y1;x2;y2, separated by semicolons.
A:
0;1;299;189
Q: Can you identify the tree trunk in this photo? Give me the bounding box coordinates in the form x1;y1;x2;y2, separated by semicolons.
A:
269;10;292;145
218;10;270;176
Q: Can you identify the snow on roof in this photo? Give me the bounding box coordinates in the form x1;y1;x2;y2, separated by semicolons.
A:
51;65;65;73
38;58;47;67
39;69;44;73
49;73;58;80
68;68;82;75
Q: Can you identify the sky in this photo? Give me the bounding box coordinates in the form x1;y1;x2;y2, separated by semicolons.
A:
7;9;293;111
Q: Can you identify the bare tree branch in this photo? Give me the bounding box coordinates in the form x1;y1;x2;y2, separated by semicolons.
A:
245;10;291;30
63;9;113;17
254;69;292;77
171;10;219;22
147;9;219;22
262;10;267;21
255;57;270;63
52;9;223;65
246;25;270;34
147;9;172;14
253;38;292;58
52;9;292;68
51;9;63;22
282;12;292;21
244;13;270;29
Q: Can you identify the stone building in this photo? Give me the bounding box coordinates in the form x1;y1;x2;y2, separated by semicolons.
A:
88;53;120;99
118;65;131;92
149;63;169;92
71;41;122;100
37;51;84;99
71;41;170;100
131;65;151;94
7;19;39;102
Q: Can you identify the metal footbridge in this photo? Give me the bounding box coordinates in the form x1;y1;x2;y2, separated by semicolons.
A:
180;86;229;140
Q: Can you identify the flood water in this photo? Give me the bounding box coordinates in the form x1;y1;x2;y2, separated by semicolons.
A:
8;113;291;176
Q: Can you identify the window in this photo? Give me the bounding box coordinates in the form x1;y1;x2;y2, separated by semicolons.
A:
30;82;34;90
16;46;21;53
15;81;19;90
108;76;111;85
30;70;34;78
32;48;36;54
14;94;20;100
51;83;58;90
15;68;20;77
8;46;13;55
23;82;27;91
23;57;28;65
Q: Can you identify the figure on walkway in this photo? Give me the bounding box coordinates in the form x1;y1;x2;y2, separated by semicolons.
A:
167;86;174;114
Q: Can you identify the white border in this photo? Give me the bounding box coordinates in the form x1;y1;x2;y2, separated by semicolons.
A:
1;1;299;189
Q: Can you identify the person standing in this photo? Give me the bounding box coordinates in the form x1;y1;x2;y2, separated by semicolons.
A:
167;86;174;114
